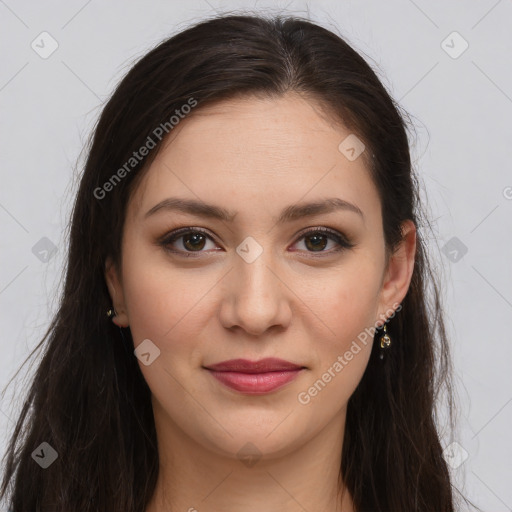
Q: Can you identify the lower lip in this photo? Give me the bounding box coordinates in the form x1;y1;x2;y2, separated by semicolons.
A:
206;369;303;394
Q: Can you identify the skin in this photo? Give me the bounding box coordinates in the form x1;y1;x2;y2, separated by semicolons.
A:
105;92;416;512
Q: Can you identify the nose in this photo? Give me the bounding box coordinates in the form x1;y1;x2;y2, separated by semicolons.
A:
218;245;292;337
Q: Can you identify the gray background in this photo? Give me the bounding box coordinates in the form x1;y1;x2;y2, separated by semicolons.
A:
1;0;511;510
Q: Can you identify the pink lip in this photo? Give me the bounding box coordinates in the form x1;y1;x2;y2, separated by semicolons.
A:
204;358;305;394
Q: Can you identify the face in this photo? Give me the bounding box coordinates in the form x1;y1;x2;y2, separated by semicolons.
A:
105;92;415;461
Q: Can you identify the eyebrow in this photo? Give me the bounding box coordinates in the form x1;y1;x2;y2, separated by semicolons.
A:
144;196;364;224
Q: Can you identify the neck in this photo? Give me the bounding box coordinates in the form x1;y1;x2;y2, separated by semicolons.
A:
145;402;354;512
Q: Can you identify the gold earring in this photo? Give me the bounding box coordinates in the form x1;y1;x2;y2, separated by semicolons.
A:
379;323;391;360
106;307;117;318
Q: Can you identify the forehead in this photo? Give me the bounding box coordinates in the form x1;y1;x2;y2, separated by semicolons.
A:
128;93;379;223
163;93;351;160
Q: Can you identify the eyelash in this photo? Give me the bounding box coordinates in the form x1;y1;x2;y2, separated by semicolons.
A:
157;226;355;258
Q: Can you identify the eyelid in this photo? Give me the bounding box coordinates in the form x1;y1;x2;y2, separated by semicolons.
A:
294;226;355;248
158;226;216;244
157;225;355;256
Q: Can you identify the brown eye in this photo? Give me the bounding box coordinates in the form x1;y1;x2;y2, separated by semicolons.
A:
158;226;355;258
292;228;355;255
181;232;207;251
304;233;329;252
159;228;218;255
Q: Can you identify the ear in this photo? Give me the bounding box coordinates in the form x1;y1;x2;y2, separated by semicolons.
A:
376;219;416;325
104;256;130;328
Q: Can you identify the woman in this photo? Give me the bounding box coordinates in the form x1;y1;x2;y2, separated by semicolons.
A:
1;13;467;511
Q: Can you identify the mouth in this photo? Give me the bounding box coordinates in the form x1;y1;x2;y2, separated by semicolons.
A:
203;358;306;394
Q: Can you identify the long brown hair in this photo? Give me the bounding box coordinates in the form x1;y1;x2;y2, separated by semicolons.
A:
1;13;470;511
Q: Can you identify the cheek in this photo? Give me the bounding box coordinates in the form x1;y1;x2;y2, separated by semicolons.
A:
297;268;379;413
121;252;217;355
122;228;384;353
297;255;382;397
302;258;383;340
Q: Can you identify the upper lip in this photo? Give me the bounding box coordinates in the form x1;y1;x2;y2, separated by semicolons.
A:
204;358;304;373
